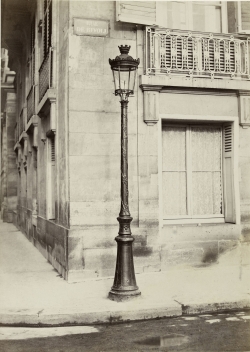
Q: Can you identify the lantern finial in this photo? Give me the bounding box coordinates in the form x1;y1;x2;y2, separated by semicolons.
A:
118;45;131;55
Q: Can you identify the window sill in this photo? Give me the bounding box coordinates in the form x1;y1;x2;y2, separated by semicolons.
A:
163;218;225;226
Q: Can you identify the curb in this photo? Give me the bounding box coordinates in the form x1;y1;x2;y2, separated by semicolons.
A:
1;299;249;326
0;306;181;326
182;298;250;315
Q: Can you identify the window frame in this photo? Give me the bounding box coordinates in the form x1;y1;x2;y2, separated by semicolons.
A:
161;122;224;222
158;1;228;33
159;113;240;226
187;1;228;33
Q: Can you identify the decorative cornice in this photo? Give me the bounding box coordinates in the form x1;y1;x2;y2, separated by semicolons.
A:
139;75;250;93
140;83;240;97
238;90;250;97
161;88;238;96
140;84;163;92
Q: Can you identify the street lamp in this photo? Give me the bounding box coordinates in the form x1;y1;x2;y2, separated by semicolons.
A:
108;45;141;302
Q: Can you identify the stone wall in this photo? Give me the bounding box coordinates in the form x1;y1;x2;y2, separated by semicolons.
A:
67;1;152;282
57;0;70;229
31;0;70;278
1;92;17;222
66;1;250;282
239;126;250;241
10;0;71;279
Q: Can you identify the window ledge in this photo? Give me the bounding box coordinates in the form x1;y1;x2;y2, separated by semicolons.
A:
26;115;39;134
37;88;56;118
162;222;239;228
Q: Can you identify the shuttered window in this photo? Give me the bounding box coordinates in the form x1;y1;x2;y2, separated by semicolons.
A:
116;1;226;33
241;2;250;31
27;18;36;122
51;137;55;163
238;1;250;33
47;135;56;220
223;124;235;223
162;123;235;223
32;148;38;215
43;0;52;59
116;1;157;25
28;18;36;87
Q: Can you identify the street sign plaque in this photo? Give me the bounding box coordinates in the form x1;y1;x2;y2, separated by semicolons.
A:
73;18;109;37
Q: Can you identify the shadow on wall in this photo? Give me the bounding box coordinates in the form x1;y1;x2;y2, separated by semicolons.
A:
202;250;219;264
201;241;240;267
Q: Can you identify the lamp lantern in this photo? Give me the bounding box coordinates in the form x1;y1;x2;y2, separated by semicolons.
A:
109;45;140;99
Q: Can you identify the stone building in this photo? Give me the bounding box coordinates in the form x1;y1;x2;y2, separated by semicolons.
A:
1;0;250;283
1;48;16;223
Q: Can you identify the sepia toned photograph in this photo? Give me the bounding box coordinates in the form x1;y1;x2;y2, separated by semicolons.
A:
1;0;250;350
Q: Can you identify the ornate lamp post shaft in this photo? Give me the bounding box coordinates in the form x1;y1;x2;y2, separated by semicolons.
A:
108;45;140;301
120;99;129;218
108;98;140;301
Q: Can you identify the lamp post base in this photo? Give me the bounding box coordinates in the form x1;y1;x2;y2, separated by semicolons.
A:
108;288;141;302
108;226;141;302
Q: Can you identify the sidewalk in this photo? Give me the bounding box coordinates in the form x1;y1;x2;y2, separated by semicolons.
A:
0;220;249;326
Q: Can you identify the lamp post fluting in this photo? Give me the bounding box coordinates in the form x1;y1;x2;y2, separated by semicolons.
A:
108;45;141;301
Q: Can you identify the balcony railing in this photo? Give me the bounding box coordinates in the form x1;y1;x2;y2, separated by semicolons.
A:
27;85;35;122
146;27;250;80
39;47;53;102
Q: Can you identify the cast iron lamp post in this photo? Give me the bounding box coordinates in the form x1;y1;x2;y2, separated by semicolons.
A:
108;45;141;301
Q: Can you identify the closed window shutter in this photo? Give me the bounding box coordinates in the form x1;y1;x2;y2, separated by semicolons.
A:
241;1;250;31
116;1;157;25
31;18;36;86
51;136;55;219
51;136;55;164
47;136;55;220
234;1;250;33
223;124;236;223
43;0;52;59
117;1;225;31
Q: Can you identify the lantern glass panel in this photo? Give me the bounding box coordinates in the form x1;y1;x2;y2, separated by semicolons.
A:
128;68;136;93
112;67;137;95
112;70;119;92
119;70;130;92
